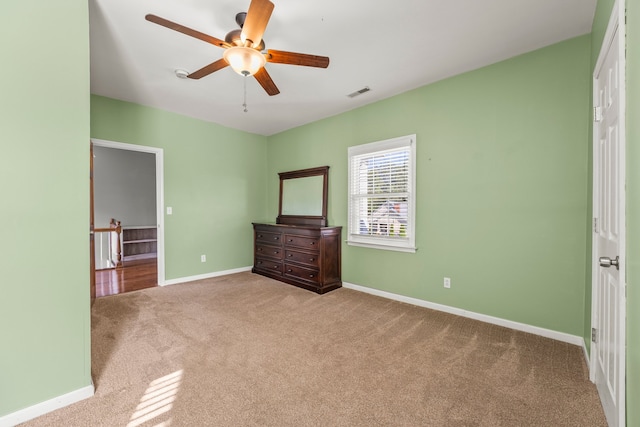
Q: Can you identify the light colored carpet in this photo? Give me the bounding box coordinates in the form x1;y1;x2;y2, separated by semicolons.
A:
22;272;607;426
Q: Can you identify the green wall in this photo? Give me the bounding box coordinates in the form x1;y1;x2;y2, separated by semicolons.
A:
0;1;92;417
624;0;640;424
90;96;268;280
267;36;591;336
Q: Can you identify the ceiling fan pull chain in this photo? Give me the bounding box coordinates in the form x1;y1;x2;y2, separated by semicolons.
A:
243;74;249;113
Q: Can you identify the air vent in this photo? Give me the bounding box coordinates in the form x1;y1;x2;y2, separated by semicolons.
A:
347;86;371;98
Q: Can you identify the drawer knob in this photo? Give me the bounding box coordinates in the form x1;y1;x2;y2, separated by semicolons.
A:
257;248;262;251
288;239;293;242
257;234;262;238
288;254;293;257
274;251;279;254
309;274;315;278
257;261;262;265
273;265;278;269
274;237;279;240
287;269;292;273
310;242;315;245
310;258;315;262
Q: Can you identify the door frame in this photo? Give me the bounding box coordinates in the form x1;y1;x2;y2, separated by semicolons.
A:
91;138;166;286
90;143;96;305
590;0;626;425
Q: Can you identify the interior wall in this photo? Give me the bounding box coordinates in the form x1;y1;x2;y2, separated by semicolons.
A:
266;35;591;337
0;1;92;417
90;95;269;280
93;145;157;228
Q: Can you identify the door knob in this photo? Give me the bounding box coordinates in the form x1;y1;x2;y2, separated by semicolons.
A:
599;256;619;270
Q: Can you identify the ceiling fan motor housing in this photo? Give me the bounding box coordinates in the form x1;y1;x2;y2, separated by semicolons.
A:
225;21;265;51
235;12;247;28
225;29;243;45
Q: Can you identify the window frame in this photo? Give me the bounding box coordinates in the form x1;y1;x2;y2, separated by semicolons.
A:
347;134;417;253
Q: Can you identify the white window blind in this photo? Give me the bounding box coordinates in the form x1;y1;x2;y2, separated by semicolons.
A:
347;135;416;252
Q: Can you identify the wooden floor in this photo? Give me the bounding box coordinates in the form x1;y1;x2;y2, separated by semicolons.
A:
95;257;158;297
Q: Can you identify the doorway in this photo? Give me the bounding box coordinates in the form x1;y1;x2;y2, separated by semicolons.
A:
591;1;626;426
91;139;165;295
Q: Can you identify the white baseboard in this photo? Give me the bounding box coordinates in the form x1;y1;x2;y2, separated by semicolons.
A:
0;383;94;427
343;282;586;347
163;266;253;286
582;341;591;367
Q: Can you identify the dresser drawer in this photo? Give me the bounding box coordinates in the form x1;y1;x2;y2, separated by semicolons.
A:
284;234;319;250
284;263;320;284
284;249;319;267
255;258;282;274
256;231;282;244
253;223;342;294
256;244;284;260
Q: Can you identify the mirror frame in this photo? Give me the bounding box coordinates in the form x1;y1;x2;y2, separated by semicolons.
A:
277;166;329;227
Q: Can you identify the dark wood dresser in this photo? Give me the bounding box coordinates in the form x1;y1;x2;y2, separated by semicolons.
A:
252;223;342;294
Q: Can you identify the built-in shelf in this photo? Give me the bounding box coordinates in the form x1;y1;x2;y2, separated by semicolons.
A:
123;226;157;261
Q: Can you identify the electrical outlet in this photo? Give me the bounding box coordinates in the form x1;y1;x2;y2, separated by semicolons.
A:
444;277;451;289
167;207;173;215
201;255;206;262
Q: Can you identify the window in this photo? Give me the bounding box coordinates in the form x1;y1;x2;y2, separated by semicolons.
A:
347;135;416;252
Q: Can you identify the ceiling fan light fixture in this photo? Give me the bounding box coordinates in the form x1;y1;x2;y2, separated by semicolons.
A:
223;46;266;76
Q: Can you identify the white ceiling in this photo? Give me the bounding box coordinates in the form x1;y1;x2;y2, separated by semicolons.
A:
89;0;597;136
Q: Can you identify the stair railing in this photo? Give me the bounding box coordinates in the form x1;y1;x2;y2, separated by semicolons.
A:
94;218;123;269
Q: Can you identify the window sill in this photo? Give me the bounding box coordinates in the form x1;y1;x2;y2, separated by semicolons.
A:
346;240;417;253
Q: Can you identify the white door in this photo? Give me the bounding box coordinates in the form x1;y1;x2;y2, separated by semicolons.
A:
591;3;625;426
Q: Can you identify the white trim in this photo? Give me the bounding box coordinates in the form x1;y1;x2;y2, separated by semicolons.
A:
163;266;253;286
582;341;590;367
348;135;414;156
0;384;94;427
343;282;584;346
91;138;166;286
346;240;417;253
347;134;417;252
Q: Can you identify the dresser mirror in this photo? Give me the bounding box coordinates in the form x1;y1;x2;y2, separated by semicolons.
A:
277;166;329;226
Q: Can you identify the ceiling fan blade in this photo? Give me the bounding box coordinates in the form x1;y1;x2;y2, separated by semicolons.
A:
187;59;229;79
266;50;329;68
145;14;228;48
240;0;274;48
254;67;280;96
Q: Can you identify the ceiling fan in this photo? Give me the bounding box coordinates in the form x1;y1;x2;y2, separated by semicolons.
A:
145;0;330;96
